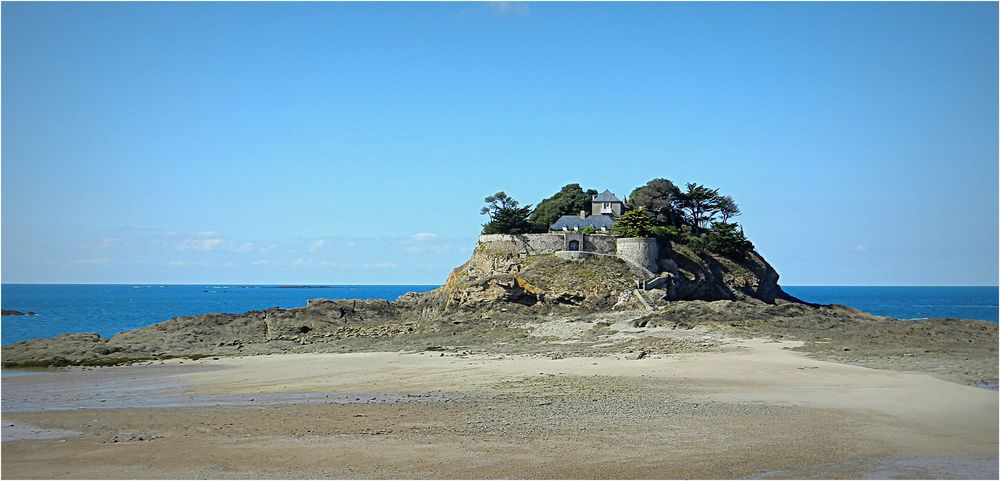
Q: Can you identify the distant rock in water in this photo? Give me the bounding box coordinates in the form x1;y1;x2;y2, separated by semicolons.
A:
2;310;37;316
272;285;336;289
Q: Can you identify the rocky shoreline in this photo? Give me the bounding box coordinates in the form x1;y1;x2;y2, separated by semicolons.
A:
3;242;996;389
3;296;996;388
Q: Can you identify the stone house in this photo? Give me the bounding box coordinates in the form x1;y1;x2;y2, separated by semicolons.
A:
548;190;627;240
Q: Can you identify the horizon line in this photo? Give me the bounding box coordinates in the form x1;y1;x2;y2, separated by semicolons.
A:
1;282;997;288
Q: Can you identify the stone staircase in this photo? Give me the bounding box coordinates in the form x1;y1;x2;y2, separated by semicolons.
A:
632;289;653;311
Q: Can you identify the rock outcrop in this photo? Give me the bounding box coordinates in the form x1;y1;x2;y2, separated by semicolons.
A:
400;235;795;313
660;242;788;303
403;241;647;313
1;300;409;367
0;237;806;368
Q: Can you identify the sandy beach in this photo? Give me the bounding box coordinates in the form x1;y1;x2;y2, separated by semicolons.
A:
3;336;996;479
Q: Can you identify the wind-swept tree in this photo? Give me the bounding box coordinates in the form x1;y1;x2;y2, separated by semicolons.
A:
678;183;721;229
528;183;598;232
716;195;740;224
481;192;534;235
628;178;684;226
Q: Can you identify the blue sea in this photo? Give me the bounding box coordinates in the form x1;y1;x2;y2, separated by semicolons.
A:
1;284;436;346
782;286;998;323
1;284;997;346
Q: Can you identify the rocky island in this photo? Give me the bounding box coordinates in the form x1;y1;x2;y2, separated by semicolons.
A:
3;180;997;479
4;180;995;386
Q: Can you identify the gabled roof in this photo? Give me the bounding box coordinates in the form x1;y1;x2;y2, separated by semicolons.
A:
593;190;622;203
549;214;615;231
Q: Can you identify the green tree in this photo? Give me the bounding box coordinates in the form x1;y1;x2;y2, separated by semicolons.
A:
700;222;754;258
528;183;598;232
716;195;740;224
678;183;721;229
481;192;534;235
628;178;684;226
612;206;654;238
649;225;682;241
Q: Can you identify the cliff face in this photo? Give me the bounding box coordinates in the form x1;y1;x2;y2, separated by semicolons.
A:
400;241;647;313
401;235;792;313
662;242;787;303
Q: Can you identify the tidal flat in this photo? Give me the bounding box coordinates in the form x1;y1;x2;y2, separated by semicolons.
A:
2;331;996;479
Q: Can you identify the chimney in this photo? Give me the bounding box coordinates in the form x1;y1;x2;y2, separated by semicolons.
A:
579;210;587;219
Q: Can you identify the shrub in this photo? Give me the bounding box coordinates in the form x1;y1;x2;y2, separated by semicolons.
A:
612;206;654;238
700;222;754;259
579;226;597;235
649;225;681;241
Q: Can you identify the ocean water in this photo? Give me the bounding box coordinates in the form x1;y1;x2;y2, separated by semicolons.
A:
1;284;996;346
783;286;998;323
1;284;436;346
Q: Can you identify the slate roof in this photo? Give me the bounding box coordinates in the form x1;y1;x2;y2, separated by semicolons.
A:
549;214;615;232
593;190;623;203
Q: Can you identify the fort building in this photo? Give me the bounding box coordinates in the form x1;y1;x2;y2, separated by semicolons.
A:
548;190;627;234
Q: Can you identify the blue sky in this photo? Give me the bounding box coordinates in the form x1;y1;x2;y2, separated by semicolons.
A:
2;2;997;286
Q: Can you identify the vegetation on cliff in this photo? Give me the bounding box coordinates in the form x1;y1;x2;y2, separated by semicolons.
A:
527;183;597;232
480;192;534;235
480;178;755;259
611;206;655;238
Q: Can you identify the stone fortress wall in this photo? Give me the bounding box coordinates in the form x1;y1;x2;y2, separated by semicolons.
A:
477;233;617;256
614;237;660;274
477;233;661;280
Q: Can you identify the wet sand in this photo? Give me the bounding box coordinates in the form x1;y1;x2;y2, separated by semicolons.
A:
2;338;997;479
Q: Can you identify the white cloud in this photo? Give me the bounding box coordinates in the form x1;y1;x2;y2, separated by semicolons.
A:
95;238;121;248
405;245;458;255
854;245;868;253
364;262;398;269
252;258;398;269
71;258;111;265
412;232;438;242
307;240;328;252
177;238;224;251
194;230;218;237
252;259;281;266
168;260;236;267
487;1;530;15
234;242;255;253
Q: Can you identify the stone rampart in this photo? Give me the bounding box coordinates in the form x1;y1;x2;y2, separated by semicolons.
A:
477;233;617;256
615;237;660;274
477;234;563;255
584;235;617;254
